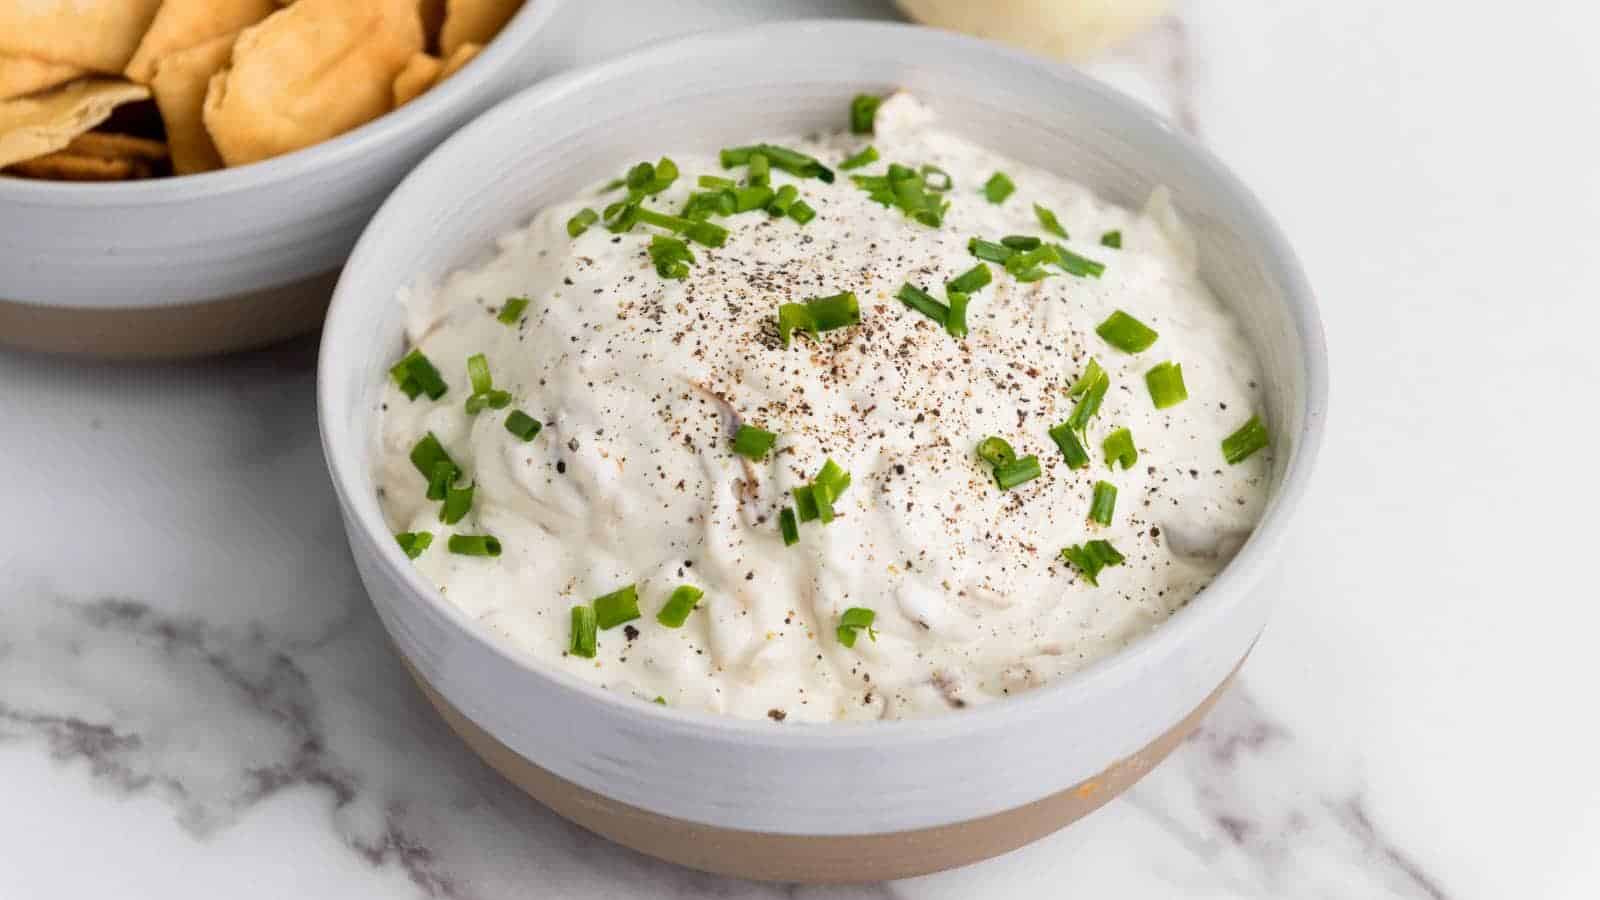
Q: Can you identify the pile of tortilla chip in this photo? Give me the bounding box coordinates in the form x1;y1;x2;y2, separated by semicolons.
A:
0;0;524;181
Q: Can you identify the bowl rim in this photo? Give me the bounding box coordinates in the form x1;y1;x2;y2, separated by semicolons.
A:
0;0;563;205
319;18;1329;748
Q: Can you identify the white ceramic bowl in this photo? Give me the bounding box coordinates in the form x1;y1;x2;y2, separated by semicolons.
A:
0;0;563;359
319;20;1327;882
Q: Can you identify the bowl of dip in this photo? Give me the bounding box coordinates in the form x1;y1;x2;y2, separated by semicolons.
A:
319;20;1326;882
0;0;563;360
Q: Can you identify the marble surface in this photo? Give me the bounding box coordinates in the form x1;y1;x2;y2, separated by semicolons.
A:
2;1;1596;897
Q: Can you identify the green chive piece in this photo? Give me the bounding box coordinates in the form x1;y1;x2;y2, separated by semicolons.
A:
1001;234;1042;251
776;302;818;345
681;191;728;221
1146;361;1188;409
648;234;695;280
426;459;454;501
395;531;432;559
815;459;852;498
599;177;626;193
649;157;679;193
758;143;835;183
719;146;754;167
896;282;949;326
656;585;704;628
410;432;456;481
993;455;1042;490
593;584;641;630
497;296;529;324
945;290;969;338
465;390;510;416
779;507;799;546
603;200;639;234
698;174;736;190
394;375;422;401
1002;244;1059;282
837;607;877;647
505;410;542;442
792;485;820;522
840;145;878;170
1067;370;1111;432
1089;481;1117;526
570;605;597;657
653;696;667;705
1222;415;1270;464
1052;244;1106;278
921;165;952;192
1070;359;1107;398
946;262;992;295
634;208;729;247
983;172;1015;203
803;292;859;333
1034;203;1068;239
467;353;493;394
767;184;799;216
1049;422;1091;469
440;480;474;525
390;349;448;400
850;93;882;134
747;152;771;188
447;534;501;557
1101;230;1122;248
566;208;598;238
968;238;1013;263
1097;311;1159;353
976;436;1017;467
788;200;817;225
625;160;655;191
1060;540;1125;586
731;424;778;460
732;185;775;213
1102;427;1138;469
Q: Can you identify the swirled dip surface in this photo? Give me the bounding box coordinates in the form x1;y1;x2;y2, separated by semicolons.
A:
377;95;1270;722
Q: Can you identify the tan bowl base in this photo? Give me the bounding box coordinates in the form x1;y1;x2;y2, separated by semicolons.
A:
408;658;1242;883
0;271;337;360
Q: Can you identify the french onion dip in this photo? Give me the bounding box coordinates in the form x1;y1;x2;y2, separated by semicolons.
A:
377;94;1271;722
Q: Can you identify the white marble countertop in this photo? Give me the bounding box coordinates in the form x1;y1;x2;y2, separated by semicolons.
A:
3;1;1596;897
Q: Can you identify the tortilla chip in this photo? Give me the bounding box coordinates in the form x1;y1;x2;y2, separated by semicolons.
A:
0;55;86;101
203;0;423;167
0;1;165;74
392;54;445;108
439;0;521;56
65;131;169;163
124;0;277;84
149;34;235;175
0;80;151;169
8;151;143;181
440;42;482;79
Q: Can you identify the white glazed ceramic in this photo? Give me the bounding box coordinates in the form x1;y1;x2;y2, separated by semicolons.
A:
0;0;564;358
319;20;1326;879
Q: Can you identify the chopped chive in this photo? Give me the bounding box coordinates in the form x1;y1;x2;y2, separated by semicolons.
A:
1052;244;1106;278
731;424;777;460
968;238;1013;263
896;282;949;326
1096;311;1159;353
1101;230;1122;248
747;152;770;188
993;454;1042;490
767;184;799;216
447;534;501;557
1067;372;1110;432
394;375;422;401
681;190;729;221
815;459;852;498
390;349;447;400
921;165;952;192
1222;415;1270;464
1060;539;1124;586
813;478;838;524
570;605;597;657
656;585;704;628
426;459;454;501
732;185;775;213
1102;427;1138;469
593;584;641;630
1034;203;1068;239
625;160;655;191
653;696;667;705
719;146;754;167
1089;481;1117;525
1049;422;1090;469
465;390;511;415
410;432;456;481
983;171;1015;203
566;208;598;237
945;290;969;338
599;177;625;193
837;607;876;647
505;410;542;441
648;157;679;193
467;353;493;394
634;208;729;247
603;199;639;234
805;292;860;332
788;200;816;225
850;93;882;134
839;145;878;170
1001;234;1041;251
777;302;817;345
395;531;432;559
779;507;799;546
976;436;1017;467
1003;244;1059;282
1069;358;1107;397
1145;361;1188;409
698;174;736;190
648;234;695;280
946;262;992;295
792;484;820;522
758;144;835;183
440;480;474;525
497;296;529;324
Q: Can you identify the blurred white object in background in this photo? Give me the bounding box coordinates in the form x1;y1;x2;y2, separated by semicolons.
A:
896;0;1169;59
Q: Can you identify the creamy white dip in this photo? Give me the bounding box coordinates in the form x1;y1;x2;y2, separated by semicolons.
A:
377;95;1270;722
